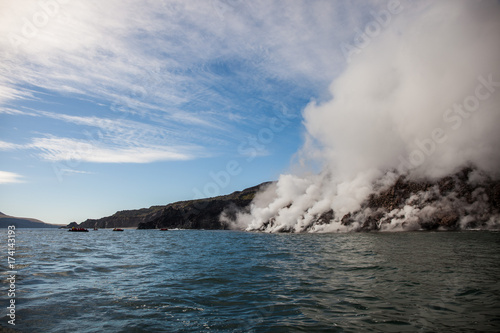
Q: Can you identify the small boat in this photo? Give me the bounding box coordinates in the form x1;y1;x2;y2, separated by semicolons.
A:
112;228;124;231
68;227;89;232
93;227;98;230
160;228;169;231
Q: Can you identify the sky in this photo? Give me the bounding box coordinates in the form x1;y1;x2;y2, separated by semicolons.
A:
0;0;490;224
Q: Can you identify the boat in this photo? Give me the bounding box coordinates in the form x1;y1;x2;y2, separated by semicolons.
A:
112;228;124;231
68;227;89;232
160;228;169;231
93;227;98;230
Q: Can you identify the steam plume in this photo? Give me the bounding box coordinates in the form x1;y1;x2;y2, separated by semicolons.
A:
235;0;500;232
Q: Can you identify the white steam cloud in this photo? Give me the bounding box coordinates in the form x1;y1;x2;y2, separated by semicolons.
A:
235;0;500;232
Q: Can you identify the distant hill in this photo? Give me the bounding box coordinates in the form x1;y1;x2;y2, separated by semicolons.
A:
67;206;166;229
138;182;272;230
67;182;273;230
0;212;59;228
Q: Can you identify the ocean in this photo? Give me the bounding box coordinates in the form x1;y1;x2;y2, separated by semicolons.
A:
2;229;500;332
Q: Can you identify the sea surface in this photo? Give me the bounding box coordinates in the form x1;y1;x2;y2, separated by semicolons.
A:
1;229;500;332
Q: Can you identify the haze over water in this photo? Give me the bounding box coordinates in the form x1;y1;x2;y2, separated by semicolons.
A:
2;229;499;332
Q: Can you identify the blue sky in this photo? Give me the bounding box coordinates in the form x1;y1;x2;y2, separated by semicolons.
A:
0;0;410;224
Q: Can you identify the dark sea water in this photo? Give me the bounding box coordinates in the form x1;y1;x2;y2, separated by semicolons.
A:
1;229;500;332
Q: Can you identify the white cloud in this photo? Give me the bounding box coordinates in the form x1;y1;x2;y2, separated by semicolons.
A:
0;171;24;184
0;0;432;167
1;132;199;163
29;137;196;163
0;106;212;160
0;0;338;166
0;107;34;116
0;0;377;129
0;140;22;150
59;168;94;175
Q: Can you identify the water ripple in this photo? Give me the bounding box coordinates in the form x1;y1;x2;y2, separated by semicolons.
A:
4;229;500;332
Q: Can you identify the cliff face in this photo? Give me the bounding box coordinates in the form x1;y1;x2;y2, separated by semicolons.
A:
137;183;270;229
71;207;165;229
67;182;271;229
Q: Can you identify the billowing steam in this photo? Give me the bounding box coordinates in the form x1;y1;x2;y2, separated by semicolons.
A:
230;0;500;232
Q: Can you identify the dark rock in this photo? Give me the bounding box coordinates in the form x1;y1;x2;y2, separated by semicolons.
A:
317;209;334;224
420;219;439;230
438;176;455;194
360;216;378;232
70;207;165;229
340;167;498;232
485;181;500;210
420;211;459;230
437;211;459;229
298;209;335;231
359;211;384;231
137;182;272;230
366;176;432;212
456;166;474;182
67;182;272;230
341;213;352;226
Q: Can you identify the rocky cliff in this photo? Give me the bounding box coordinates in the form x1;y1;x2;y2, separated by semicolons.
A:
67;206;166;229
137;183;270;229
67;182;271;229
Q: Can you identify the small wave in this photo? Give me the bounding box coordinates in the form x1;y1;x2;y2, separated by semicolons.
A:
76;248;93;253
154;250;170;255
95;254;121;260
113;264;144;269
32;270;75;278
455;288;484;297
91;266;113;273
342;265;384;272
74;267;89;273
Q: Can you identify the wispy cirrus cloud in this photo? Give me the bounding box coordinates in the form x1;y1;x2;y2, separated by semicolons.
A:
0;140;22;150
0;0;398;168
0;107;35;116
1;135;198;163
0;1;372;122
1;131;201;163
58;168;94;175
30;137;195;163
1;107;209;161
0;170;24;184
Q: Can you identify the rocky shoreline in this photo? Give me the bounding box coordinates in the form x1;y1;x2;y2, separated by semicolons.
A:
67;168;500;232
67;183;270;230
344;167;500;231
250;167;500;232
